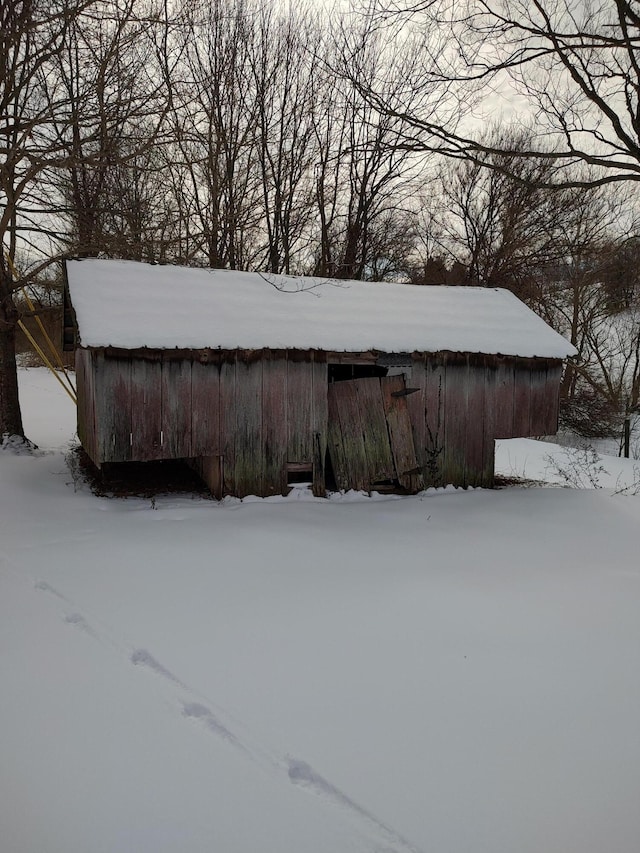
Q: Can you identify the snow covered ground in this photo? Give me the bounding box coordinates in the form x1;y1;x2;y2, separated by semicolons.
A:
2;368;639;853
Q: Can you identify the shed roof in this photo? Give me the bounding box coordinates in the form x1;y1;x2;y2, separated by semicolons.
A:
65;259;576;359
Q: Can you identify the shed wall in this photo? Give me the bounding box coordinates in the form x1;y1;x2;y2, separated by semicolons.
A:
77;347;562;495
408;353;562;488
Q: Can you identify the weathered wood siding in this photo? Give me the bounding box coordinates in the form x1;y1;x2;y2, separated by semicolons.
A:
79;345;563;496
407;353;563;488
83;348;328;498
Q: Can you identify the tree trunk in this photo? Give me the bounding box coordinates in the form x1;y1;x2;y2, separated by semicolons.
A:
0;285;25;440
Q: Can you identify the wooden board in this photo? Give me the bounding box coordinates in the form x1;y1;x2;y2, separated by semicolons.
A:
543;364;562;434
219;358;237;496
161;357;193;458
442;357;469;486
464;359;486;486
405;355;426;470
491;357;515;438
381;375;423;491
96;354;133;463
512;364;532;437
191;360;221;457
233;359;263;497
355;376;395;483
327;385;350;491
529;363;549;436
262;354;287;495
286;358;313;463
311;354;328;497
423;357;446;486
130;357;162;460
75;349;98;464
327;379;370;491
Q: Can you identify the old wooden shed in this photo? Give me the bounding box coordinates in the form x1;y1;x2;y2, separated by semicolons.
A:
64;259;576;497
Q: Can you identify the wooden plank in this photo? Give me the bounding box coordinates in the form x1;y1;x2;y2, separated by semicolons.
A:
161;357;192;458
75;349;97;464
327;380;369;490
355;377;395;483
233;358;263;497
464;359;486;487
130;357;162;460
262;353;287;496
442;356;469;486
529;362;549;436
381;375;423;492
491;357;516;438
95;354;133;463
327;383;349;491
311;354;328;497
512;363;532;437
286;358;313;463
219;358;237;496
404;356;426;468
543;363;562;434
191;359;221;456
423;356;446;487
481;361;497;487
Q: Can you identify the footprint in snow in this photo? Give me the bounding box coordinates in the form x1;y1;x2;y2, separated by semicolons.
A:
63;612;97;637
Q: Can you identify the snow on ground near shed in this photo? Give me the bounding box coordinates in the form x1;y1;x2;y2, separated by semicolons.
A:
66;258;576;358
1;368;639;853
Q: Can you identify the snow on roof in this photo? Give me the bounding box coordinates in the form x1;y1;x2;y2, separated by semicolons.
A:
65;258;576;359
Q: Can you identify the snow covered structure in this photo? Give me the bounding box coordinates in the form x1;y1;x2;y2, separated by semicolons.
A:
64;258;576;497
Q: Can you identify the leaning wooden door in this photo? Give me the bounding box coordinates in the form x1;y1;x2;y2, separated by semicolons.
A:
327;375;422;492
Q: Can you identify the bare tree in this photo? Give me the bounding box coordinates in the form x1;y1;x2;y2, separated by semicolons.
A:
49;0;176;259
1;0;87;441
433;128;580;297
356;0;640;188
311;24;427;280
